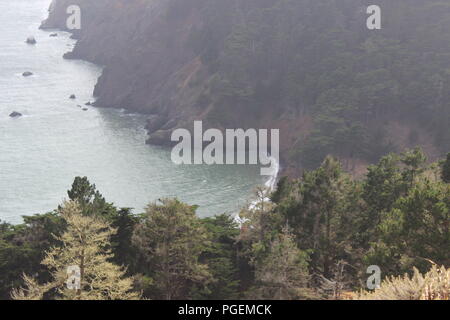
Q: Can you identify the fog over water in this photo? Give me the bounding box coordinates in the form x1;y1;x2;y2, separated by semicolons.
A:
0;0;267;223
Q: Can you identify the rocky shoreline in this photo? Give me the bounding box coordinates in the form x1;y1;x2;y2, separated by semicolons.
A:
40;0;294;169
41;0;196;146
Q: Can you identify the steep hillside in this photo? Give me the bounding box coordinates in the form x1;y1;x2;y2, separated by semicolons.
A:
42;0;450;173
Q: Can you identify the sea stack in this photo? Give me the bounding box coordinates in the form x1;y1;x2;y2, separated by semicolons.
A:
9;111;22;118
25;36;36;44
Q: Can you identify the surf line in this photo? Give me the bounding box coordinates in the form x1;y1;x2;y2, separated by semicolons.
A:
234;155;280;226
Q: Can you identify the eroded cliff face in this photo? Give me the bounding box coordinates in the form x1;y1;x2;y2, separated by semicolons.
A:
41;0;447;175
43;0;200;140
41;0;303;174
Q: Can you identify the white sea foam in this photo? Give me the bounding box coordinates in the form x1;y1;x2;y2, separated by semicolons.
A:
234;156;280;226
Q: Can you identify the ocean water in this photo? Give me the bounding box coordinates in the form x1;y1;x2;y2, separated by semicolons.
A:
0;0;269;223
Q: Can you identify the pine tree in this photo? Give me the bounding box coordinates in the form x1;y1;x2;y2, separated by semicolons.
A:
11;201;140;300
250;227;316;300
239;187;281;248
442;153;450;183
367;179;450;274
400;147;427;189
67;176;116;218
132;198;211;300
293;156;346;278
192;214;241;300
362;153;404;225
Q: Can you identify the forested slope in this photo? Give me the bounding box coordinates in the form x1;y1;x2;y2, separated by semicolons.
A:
1;149;449;299
42;0;450;172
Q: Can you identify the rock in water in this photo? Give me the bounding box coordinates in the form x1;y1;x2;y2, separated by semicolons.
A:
69;94;76;99
22;71;33;77
145;115;168;134
9;111;22;118
82;108;88;111
49;33;58;37
25;36;36;44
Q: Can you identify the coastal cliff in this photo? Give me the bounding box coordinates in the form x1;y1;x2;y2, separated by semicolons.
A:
41;0;305;170
41;0;450;174
42;0;203;143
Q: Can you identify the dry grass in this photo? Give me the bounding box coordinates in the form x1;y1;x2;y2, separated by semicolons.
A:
357;265;449;300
